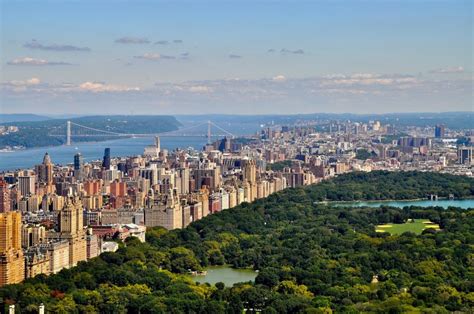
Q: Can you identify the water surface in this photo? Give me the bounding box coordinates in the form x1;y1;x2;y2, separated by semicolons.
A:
0;136;208;171
335;199;474;209
192;266;257;286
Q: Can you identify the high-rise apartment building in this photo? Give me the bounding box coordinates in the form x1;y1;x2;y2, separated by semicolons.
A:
435;125;446;138
0;180;10;213
110;180;127;197
0;211;24;286
144;136;161;158
22;224;46;248
144;191;182;229
57;197;87;267
458;146;473;165
18;175;35;197
242;159;257;184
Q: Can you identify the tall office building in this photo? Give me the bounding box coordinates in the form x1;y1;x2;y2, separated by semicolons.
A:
435;125;445;138
0;211;24;286
18;175;35;197
102;148;111;170
154;136;160;152
458;146;473;165
74;153;84;181
0;180;10;213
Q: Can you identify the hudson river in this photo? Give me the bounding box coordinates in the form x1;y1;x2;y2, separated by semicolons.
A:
0;136;208;171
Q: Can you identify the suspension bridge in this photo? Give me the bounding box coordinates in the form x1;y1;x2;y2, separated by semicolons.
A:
49;120;235;146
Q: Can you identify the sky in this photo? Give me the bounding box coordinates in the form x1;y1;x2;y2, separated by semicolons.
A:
0;0;472;115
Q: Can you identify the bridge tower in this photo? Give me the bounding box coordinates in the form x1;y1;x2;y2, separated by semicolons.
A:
207;120;211;144
66;121;71;146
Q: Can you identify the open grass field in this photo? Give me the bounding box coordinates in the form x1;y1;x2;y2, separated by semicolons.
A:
376;219;440;235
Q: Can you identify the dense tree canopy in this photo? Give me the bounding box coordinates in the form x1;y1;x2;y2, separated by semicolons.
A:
1;171;473;313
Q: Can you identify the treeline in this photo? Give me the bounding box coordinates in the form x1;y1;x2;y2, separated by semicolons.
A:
1;171;473;313
266;160;293;171
308;171;474;201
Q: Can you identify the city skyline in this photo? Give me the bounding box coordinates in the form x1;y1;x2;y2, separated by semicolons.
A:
1;0;472;114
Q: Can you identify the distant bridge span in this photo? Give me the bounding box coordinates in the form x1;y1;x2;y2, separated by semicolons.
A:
49;120;235;146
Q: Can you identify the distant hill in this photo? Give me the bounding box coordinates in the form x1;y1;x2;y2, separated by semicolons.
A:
177;111;474;130
0;115;181;149
0;114;51;123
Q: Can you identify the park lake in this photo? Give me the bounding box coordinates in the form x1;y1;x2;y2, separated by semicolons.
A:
334;199;474;209
191;266;257;286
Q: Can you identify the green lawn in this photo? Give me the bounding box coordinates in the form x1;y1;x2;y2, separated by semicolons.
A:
375;219;440;235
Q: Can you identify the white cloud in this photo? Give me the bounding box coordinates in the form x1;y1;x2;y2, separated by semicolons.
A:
27;78;41;85
1;77;42;92
188;86;213;93
2;78;139;94
6;77;41;86
133;53;179;61
78;82;140;93
320;74;418;87
272;75;286;82
24;40;90;52
281;48;304;54
115;37;150;44
2;73;471;114
7;57;72;66
134;53;161;60
430;66;464;74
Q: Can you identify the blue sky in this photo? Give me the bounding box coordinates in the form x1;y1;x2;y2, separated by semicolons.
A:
1;0;472;114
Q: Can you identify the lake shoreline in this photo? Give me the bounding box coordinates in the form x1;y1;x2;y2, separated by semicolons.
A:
190;265;257;286
331;198;474;209
329;196;474;204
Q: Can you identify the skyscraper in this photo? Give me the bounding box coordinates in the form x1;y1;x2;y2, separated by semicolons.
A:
458;146;473;165
242;159;257;184
0;211;24;286
435;125;445;138
74;153;84;181
36;153;53;184
18;175;35;197
0;180;10;213
102;148;111;170
36;153;54;193
144;136;161;158
57;197;87;267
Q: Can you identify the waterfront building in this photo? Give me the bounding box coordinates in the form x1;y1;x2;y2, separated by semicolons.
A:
144;136;161;158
